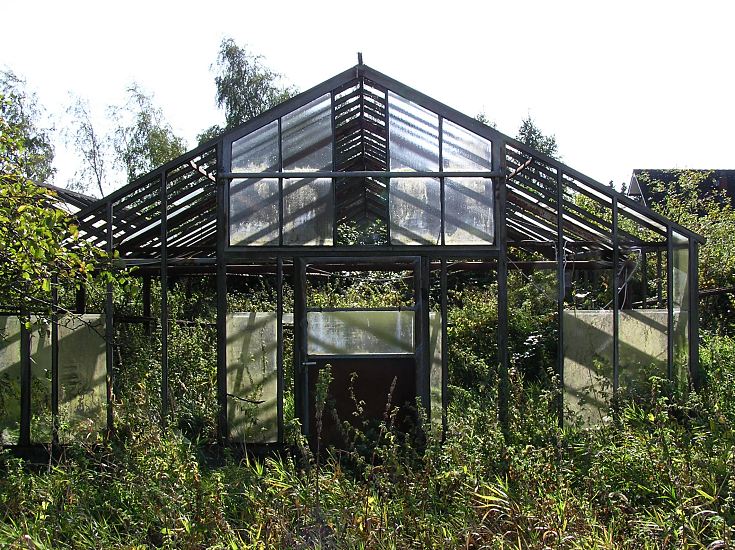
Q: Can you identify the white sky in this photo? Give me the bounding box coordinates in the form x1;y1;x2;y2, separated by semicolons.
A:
2;0;734;193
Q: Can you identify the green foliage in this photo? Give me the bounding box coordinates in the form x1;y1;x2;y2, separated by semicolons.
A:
517;115;560;159
642;169;735;334
110;85;186;183
203;38;296;140
0;94;124;314
0;70;54;184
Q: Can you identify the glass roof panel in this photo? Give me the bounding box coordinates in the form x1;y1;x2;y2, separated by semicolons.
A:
231;120;279;172
282;94;332;171
442;119;492;172
388;92;439;172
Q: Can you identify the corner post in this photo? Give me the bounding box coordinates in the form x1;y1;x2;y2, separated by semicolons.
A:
493;139;509;440
160;172;169;425
216;140;228;443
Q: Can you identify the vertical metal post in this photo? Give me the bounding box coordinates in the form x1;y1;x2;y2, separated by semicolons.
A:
384;89;392;244
667;226;674;381
641;251;648;307
440;257;448;436
142;274;152;336
51;276;59;445
19;312;30;446
556;170;565;426
657;250;663;307
612;198;620;398
494;141;510;439
75;286;86;314
439;117;445;246
419;256;431;414
216;141;228;442
689;239;701;390
160;172;169;424
331;91;338;245
294;258;307;435
277;256;284;443
105;202;114;434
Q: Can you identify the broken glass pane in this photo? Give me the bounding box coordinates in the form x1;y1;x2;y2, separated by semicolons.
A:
442;119;492;172
231;120;279;172
229;178;280;246
307;311;415;355
389;178;441;245
444;178;494;244
227;312;278;443
57;314;107;443
388;92;439;172
0;316;21;445
283;178;333;245
282;95;332;171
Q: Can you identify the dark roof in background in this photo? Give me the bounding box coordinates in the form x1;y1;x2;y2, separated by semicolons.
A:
628;169;735;207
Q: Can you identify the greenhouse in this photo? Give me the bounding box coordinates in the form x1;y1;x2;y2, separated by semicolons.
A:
1;63;703;452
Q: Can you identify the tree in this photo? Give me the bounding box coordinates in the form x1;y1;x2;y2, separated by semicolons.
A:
516;116;559;159
65;96;110;197
198;39;296;143
0;70;54;184
0;94;123;316
110;85;186;182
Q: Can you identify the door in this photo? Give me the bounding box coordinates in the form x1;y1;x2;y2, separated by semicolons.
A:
294;256;428;447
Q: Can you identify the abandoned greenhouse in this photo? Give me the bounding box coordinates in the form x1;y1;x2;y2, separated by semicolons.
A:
0;63;703;452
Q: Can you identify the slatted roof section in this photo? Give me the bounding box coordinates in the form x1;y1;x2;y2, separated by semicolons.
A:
71;63;704;263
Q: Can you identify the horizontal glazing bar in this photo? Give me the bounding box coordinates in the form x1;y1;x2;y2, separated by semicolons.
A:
305;306;416;313
221;170;503;179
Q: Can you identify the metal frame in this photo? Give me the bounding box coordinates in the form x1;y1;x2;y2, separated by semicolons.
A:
3;62;706;454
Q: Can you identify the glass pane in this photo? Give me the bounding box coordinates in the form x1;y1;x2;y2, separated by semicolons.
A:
283;178;333;245
227;312;278;443
618;310;668;394
0;316;21;445
442;119;492;172
563;308;614;424
444;178;494;244
673;233;689;386
231;120;279;172
30;317;52;443
388;92;439;172
282;95;332;171
390;178;441;245
429;312;442;428
307;311;414;355
229;178;279;246
57;314;107;443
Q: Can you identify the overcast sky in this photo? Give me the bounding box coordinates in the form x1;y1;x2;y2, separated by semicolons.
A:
2;0;733;192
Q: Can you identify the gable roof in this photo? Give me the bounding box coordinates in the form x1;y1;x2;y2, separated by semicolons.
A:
70;63;705;261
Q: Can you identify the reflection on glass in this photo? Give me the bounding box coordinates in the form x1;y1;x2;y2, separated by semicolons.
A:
229;178;279;245
0;316;21;445
429;312;442;429
283;178;333;245
388;92;439;172
444;178;494;244
307;311;414;355
231;120;279;172
563;310;614;424
673;233;689;387
282;95;332;171
389;178;441;245
57;314;107;443
227;313;278;443
442;119;492;172
30;317;52;443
